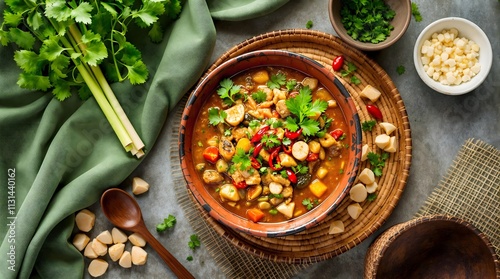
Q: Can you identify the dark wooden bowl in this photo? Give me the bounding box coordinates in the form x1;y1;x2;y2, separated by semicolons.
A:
365;215;500;279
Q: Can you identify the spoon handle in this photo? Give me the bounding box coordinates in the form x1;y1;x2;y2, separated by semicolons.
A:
138;227;195;279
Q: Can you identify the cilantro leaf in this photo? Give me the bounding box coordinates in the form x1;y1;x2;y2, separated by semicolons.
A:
17;73;51;91
367;152;389;176
285;86;327;136
232;148;252;171
156;214;177;232
367;193;377;201
126;60;148;85
14;50;42;74
261;134;281;149
396;65;406;75
8;28;36;50
361;120;377;131
411;2;423;22
188;234;201;250
302;198;314;210
306;20;313;29
252;90;267;103
208;107;227;126
217;78;241;106
267;72;286;89
71;2;93;24
286;79;297;91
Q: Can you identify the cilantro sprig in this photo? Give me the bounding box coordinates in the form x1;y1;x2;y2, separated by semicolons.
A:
188;234;201;250
411;2;423;22
208;107;227;126
231;148;252;172
285;86;328;136
367;152;389;176
252;90;267;103
217;78;242;106
156;214;177;232
0;0;183;157
267;72;287;89
362;120;377;131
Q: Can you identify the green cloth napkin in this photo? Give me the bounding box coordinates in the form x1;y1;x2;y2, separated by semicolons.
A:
0;0;288;278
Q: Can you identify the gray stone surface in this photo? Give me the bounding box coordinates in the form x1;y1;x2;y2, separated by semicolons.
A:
86;1;499;278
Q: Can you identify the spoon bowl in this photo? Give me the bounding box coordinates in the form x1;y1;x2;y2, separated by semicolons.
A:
100;188;194;279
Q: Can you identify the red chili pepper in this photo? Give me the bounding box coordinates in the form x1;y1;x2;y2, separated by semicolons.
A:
306;152;319;162
286;169;297;184
284;128;302;140
250;157;261;170
250;126;270;143
366;104;383;120
252;142;264;157
202;146;219;164
330;128;344;140
268;148;282;171
232;180;247;189
332;55;344;71
282;144;293;155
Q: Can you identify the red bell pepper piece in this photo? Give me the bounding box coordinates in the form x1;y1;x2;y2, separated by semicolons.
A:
366;104;383;120
232;180;247;189
250;126;270;143
286;169;297;184
330;128;344;140
282;144;293;155
202;146;219;164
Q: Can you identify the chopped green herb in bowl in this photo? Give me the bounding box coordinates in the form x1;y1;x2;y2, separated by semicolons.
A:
328;0;412;51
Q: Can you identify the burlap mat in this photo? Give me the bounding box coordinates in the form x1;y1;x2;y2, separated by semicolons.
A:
416;138;500;255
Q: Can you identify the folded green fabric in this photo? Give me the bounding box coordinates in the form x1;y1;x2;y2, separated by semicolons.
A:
0;0;288;278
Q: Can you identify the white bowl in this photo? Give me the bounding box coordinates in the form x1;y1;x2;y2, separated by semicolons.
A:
413;17;492;95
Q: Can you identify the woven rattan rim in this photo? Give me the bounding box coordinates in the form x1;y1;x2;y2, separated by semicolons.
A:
185;29;412;264
364;215;500;278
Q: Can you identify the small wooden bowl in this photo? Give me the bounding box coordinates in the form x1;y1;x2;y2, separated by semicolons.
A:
329;0;411;51
365;215;500;279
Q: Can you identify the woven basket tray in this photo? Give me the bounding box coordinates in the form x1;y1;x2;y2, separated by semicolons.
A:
181;29;412;264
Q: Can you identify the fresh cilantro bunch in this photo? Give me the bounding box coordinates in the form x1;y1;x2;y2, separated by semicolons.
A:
0;0;183;157
285;86;328;136
340;0;396;44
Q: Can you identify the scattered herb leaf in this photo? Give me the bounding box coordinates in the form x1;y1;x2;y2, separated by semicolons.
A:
186;256;193;261
411;2;423;22
306;20;313;29
267;72;287;89
362;120;377;131
232;148;252;171
367;152;389;176
252;90;267;103
156;215;177;232
217;78;242;106
188;234;201;250
367;193;377;201
396;65;406;75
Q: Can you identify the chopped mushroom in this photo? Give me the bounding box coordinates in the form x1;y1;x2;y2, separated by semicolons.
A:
202;170;224;184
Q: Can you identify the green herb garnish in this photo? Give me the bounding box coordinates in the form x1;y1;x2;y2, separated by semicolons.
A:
156;215;177;232
188;234;201;250
252;90;267;103
261;134;281;149
186;256;193;261
396;65;406;75
306;20;313;29
340;0;396;44
285;79;297;91
267;72;287;89
208;107;227;126
367;193;377;201
367;152;389;176
302;198;318;210
362;120;377;131
217;78;242;106
232;148;252;171
285;86;328;136
411;2;423;22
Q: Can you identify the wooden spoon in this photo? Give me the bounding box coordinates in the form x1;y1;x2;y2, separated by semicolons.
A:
100;188;194;279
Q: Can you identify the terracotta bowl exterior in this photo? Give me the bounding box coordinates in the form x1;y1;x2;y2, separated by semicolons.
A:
179;50;362;237
329;0;411;51
365;215;500;279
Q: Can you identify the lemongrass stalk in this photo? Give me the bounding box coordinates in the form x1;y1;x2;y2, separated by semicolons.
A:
59;36;133;150
68;24;145;154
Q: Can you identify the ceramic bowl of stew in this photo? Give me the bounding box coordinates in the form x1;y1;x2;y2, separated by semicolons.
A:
179;50;362;237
